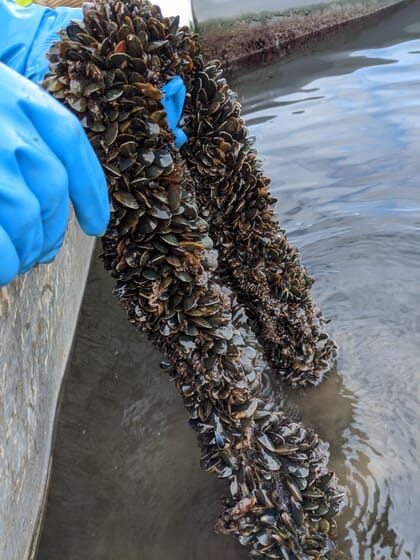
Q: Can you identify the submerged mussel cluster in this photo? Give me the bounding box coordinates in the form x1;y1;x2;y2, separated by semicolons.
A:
44;1;343;558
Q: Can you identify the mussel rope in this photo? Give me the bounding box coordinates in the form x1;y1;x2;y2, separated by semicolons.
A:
44;1;344;559
180;65;338;389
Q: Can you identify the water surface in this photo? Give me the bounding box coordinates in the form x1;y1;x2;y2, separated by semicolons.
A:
38;3;420;559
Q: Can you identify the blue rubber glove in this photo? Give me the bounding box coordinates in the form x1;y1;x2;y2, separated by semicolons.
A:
0;0;82;83
0;0;109;287
0;62;110;287
162;76;188;148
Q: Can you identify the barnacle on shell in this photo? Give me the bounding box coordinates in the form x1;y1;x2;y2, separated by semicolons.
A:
44;1;343;558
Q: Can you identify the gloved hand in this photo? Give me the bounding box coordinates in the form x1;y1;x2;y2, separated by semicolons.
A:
0;62;110;287
0;0;82;83
162;76;188;148
0;0;109;287
0;0;186;287
0;0;188;146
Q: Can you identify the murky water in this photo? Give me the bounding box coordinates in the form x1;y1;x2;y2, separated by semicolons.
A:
38;3;420;560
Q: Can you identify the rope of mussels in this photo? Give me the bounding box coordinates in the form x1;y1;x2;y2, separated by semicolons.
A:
43;1;344;558
179;46;338;389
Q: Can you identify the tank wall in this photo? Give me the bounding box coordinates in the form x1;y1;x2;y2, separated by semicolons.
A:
192;0;405;23
194;0;325;22
0;213;94;560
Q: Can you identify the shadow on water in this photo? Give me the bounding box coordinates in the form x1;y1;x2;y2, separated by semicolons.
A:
38;2;420;559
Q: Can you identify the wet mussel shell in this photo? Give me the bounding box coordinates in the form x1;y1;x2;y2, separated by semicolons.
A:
44;1;343;559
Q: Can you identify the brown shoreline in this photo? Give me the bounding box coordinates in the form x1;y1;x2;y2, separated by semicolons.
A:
199;0;414;78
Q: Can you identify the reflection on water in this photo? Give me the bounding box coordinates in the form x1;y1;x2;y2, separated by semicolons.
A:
38;2;420;559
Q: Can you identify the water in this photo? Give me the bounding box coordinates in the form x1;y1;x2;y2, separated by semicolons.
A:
37;3;420;559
